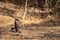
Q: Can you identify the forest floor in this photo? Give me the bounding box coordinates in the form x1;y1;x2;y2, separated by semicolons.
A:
0;2;60;40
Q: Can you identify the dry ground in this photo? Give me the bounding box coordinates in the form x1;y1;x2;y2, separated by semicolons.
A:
0;2;60;40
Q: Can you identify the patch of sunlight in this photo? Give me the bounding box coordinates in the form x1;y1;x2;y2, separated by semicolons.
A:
21;17;44;25
0;15;15;27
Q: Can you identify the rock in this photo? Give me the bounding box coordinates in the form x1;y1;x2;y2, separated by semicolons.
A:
0;15;15;28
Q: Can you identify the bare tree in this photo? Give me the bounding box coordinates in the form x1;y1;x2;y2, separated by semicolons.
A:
23;0;28;20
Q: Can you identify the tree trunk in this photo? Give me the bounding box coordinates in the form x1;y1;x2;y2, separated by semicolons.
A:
23;0;28;20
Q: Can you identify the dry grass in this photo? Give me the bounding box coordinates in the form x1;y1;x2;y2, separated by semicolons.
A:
0;15;14;28
0;2;60;40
